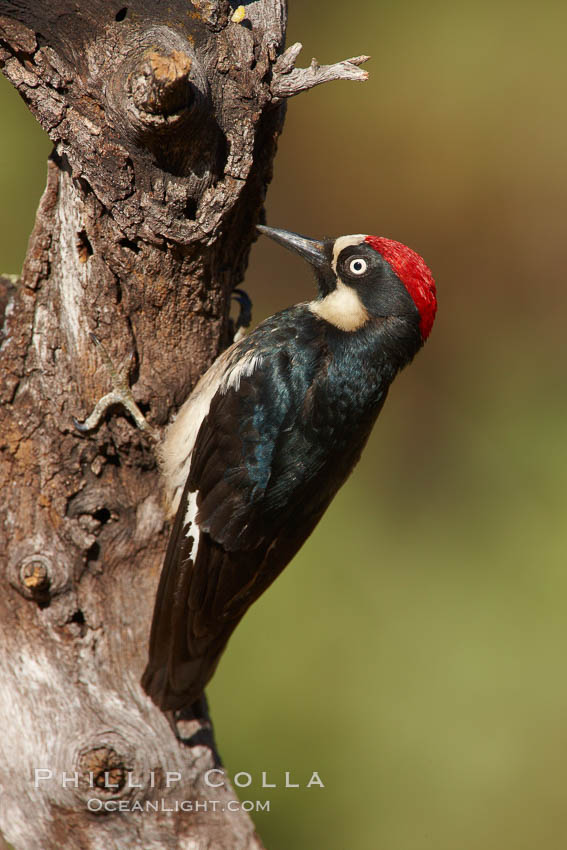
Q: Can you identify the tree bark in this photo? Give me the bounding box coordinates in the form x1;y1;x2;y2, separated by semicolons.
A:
0;2;368;848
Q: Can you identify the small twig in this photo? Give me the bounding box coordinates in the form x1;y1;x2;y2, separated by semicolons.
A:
271;43;370;100
73;334;156;438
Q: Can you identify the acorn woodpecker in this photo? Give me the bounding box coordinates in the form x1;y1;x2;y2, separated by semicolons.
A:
141;225;437;712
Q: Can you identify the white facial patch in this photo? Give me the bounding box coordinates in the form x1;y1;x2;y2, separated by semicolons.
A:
310;234;370;332
331;234;367;273
309;280;369;332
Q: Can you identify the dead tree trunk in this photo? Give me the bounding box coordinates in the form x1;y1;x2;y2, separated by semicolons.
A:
0;3;368;848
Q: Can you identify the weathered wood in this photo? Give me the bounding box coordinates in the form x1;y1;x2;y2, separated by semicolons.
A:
0;2;368;847
271;43;370;99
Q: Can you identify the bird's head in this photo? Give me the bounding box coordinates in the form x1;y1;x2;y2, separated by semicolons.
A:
257;225;437;342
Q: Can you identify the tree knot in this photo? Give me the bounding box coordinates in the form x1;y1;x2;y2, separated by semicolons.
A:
79;746;129;794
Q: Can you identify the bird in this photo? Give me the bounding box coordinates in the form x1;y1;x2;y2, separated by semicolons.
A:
140;224;437;713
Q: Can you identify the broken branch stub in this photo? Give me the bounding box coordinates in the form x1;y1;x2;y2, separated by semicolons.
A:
129;50;194;120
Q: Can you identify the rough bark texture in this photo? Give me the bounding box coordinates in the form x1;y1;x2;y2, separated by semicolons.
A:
0;2;368;848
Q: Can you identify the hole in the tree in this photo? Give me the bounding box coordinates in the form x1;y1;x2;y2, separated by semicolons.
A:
93;507;111;525
87;541;100;563
75;176;92;196
101;446;120;467
67;608;87;637
76;230;93;263
184;198;198;220
115;7;128;21
119;237;140;254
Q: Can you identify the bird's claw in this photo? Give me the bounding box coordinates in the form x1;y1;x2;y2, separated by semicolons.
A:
231;288;253;342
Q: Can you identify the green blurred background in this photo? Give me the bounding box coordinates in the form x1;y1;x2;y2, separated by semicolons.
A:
2;2;567;848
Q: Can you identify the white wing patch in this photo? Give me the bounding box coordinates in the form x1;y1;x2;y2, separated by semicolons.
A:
160;340;262;518
183;490;200;562
160;346;233;517
220;350;263;393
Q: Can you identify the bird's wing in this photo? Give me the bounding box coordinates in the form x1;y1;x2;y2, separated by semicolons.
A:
142;343;332;711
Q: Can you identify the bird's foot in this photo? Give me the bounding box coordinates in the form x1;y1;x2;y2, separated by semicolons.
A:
165;696;211;743
73;333;156;439
231;287;252;342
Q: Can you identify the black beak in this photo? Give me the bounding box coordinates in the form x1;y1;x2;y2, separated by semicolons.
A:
257;225;328;272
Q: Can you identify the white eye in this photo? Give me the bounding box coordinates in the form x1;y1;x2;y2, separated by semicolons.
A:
349;257;367;276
